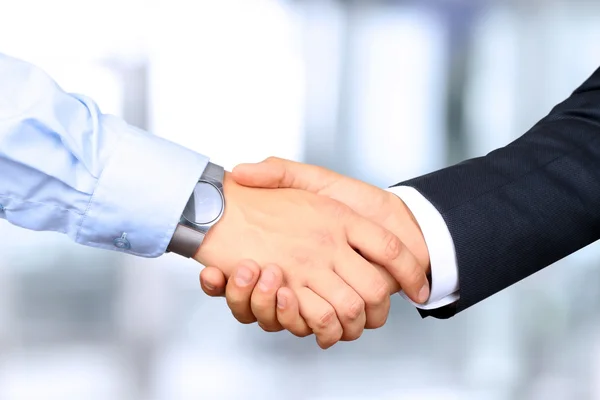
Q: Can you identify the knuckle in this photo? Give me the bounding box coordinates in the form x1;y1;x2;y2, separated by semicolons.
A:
313;229;337;248
342;296;365;322
264;156;280;164
328;200;350;220
316;308;337;331
383;232;403;261
291;251;312;267
365;280;389;307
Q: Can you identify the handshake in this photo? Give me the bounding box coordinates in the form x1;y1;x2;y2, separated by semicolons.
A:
193;157;431;349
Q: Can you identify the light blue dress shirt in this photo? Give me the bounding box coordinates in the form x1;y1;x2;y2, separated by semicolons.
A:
0;53;209;257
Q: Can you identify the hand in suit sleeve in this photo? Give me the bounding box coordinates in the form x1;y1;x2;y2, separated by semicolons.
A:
387;186;460;311
397;65;600;318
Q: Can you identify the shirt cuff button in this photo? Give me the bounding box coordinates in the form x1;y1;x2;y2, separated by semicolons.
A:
113;233;131;250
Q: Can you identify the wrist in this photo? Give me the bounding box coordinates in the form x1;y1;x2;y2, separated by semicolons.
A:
192;172;250;276
192;172;233;266
384;192;431;274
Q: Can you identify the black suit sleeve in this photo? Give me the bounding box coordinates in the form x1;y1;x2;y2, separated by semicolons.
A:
395;66;600;319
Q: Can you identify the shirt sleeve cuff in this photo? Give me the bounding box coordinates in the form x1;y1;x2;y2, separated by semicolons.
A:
386;185;460;310
75;116;209;257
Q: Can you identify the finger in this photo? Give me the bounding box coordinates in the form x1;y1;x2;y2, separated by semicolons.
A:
344;212;430;304
333;249;391;329
296;287;343;349
276;287;311;337
199;266;227;297
305;269;366;342
226;260;261;324
251;264;284;332
232;157;339;192
368;261;404;295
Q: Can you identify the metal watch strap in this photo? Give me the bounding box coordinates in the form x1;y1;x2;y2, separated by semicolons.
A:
169;224;206;258
167;162;225;258
202;161;225;184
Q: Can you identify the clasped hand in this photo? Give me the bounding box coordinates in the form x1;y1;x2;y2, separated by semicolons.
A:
194;158;431;349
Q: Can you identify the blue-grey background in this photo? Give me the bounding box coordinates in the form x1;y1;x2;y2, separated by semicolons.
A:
1;0;600;399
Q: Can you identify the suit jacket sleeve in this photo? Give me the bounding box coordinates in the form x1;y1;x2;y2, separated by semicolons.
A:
395;66;600;318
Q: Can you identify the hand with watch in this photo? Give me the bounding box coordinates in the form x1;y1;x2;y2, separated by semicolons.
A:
167;162;226;258
168;162;429;349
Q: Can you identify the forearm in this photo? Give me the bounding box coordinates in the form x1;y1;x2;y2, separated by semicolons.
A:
399;65;600;314
0;53;209;257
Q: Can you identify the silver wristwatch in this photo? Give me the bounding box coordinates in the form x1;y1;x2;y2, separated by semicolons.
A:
167;162;225;258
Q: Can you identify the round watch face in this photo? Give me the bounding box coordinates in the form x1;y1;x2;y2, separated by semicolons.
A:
182;181;224;226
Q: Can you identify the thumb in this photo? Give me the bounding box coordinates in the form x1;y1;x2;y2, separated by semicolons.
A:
231;158;286;189
232;157;338;192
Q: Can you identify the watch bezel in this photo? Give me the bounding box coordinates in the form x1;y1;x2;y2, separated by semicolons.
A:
178;178;225;233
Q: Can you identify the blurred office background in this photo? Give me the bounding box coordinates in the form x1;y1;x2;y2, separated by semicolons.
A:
0;0;600;399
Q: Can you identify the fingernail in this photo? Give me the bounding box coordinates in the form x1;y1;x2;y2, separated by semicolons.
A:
277;292;287;309
418;283;430;303
235;267;253;287
258;269;276;292
204;282;215;291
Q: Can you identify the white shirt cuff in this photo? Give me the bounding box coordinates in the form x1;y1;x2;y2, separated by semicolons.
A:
75;115;209;257
386;186;460;310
